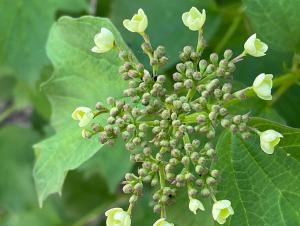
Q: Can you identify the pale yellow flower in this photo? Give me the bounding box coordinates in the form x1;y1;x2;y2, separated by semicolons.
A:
123;9;148;33
182;7;206;31
153;218;174;226
105;208;131;226
72;107;94;127
253;73;273;100
189;197;205;214
91;28;115;53
259;130;283;154
212;200;234;225
244;33;268;57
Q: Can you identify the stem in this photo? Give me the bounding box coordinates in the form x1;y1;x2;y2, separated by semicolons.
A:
214;15;242;53
89;0;97;16
159;164;167;218
0;104;16;123
270;71;300;106
196;30;205;53
141;33;158;76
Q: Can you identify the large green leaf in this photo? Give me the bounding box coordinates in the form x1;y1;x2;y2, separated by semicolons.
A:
0;0;88;84
215;123;300;225
243;0;300;52
33;16;133;205
110;0;220;67
0;126;63;226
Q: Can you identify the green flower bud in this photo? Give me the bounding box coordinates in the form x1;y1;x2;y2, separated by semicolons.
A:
193;71;202;80
201;188;210;197
206;64;215;74
210;53;219;64
107;97;115;105
233;115;242;124
196;178;204;187
199;59;208;72
211;169;219;178
206;176;216;185
184;79;194;89
123;184;133;194
176;63;186;73
224;49;233;59
134;183;143;194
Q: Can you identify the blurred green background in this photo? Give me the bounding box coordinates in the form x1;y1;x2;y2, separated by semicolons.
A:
0;0;300;225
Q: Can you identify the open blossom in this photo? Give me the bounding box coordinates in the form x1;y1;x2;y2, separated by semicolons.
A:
244;33;268;57
182;7;206;31
153;218;174;226
91;28;115;53
72;107;94;127
259;130;283;154
253;73;273;100
105;208;131;226
123;8;148;33
189;198;205;214
212;200;234;225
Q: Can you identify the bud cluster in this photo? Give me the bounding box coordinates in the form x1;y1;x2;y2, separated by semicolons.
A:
73;6;283;226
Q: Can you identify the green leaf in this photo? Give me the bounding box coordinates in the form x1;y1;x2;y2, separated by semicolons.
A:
243;0;300;52
0;126;40;211
79;138;132;193
0;0;88;83
110;0;220;67
216;129;300;225
33;16;133;205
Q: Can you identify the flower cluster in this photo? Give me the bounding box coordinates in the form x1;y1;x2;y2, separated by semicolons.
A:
73;7;283;226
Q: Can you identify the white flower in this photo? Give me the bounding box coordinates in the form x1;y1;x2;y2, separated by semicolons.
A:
153;218;174;226
259;130;283;154
91;28;115;53
72;107;94;127
123;8;148;33
244;33;268;57
253;73;273;100
182;7;206;31
105;208;131;226
189;198;205;214
212;200;234;225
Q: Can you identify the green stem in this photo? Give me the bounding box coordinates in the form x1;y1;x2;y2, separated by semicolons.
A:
159;164;167;218
196;30;205;53
270;72;300;106
214;15;242;53
0;104;16;123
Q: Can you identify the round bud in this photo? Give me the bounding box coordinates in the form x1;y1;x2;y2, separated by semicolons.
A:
123;184;133;194
196;179;204;187
224;49;233;60
153;204;161;213
210;53;219;64
176;63;186;73
211;169;219;178
206;64;215;74
206;176;216;185
201;188;210;197
199;59;207;72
